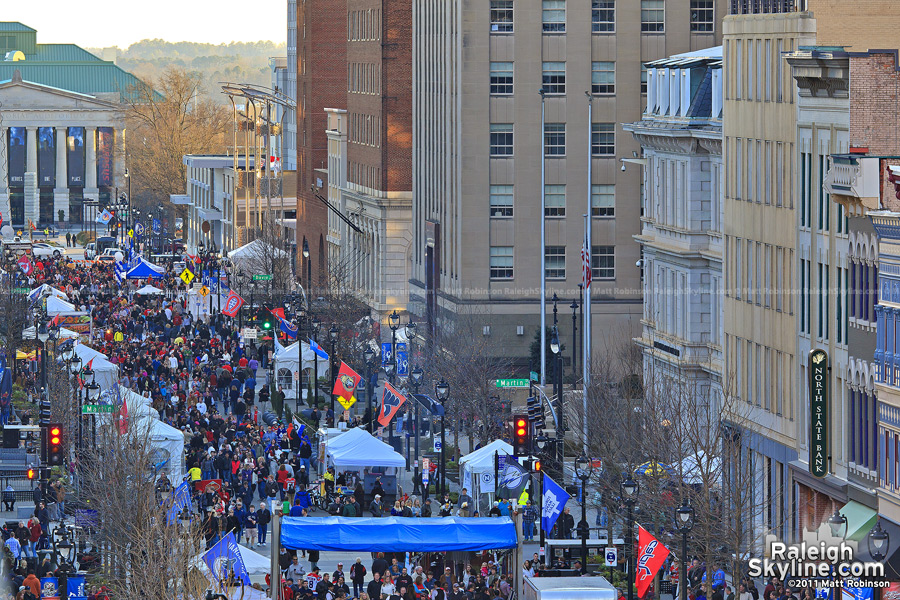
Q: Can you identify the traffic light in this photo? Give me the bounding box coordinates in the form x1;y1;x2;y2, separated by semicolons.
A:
512;414;530;455
47;423;64;466
526;396;545;429
524;458;541;472
258;308;273;330
26;467;35;480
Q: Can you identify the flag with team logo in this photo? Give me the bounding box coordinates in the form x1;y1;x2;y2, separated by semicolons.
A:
636;524;671;599
333;361;362;410
378;382;406;427
540;473;570;533
202;532;250;585
496;458;528;499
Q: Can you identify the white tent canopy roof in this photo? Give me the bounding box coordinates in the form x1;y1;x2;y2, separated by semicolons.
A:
326;428;406;469
193;543;271;575
135;284;164;295
459;439;514;474
227;239;289;259
46;295;77;315
30;284;68;300
23;326;79;340
73;343;118;390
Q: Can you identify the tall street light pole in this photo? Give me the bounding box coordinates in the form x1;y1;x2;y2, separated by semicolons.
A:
388;310;400;448
435;378;449;498
539;87;547;386
622;477;639;600
550;324;564;469
411;366;424;492
571;298;579;381
302;237;311;297
329;324;339;425
676;499;695;600
311;317;321;408
575;454;594;575
364;346;375;431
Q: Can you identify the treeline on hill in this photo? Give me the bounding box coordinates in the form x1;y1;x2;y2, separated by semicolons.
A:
87;39;287;103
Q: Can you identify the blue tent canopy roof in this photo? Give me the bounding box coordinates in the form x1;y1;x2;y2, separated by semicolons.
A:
125;259;165;279
281;516;518;552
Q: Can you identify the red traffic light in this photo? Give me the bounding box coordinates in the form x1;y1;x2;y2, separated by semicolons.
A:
50;427;61;436
51;436;61;445
26;468;35;480
534;460;541;472
516;419;527;427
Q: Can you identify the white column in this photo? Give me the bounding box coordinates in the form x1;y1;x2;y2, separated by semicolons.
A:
84;127;98;201
24;127;38;225
54;127;69;223
0;126;9;224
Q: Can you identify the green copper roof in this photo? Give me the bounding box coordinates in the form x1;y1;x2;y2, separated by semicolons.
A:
31;44;104;63
0;23;35;32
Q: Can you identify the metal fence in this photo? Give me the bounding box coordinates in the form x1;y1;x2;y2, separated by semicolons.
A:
729;0;803;13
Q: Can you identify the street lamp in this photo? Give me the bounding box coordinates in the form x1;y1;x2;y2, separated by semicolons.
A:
329;324;339;424
550;325;564;467
435;378;450;497
574;454;594;574
867;520;890;562
411;366;424;494
302;237;311;296
364;346;376;431
675;499;695;600
311;316;321;408
827;510;848;540
622;476;639;600
570;299;579;380
388;310;401;449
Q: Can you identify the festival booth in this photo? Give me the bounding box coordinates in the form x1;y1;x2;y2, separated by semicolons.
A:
45;295;77;315
458;440;514;513
28;284;68;301
194;543;270;575
272;341;329;401
23;326;79;341
125;259;165;279
323;427;405;501
147;418;186;478
135;284;164;296
73;344;119;390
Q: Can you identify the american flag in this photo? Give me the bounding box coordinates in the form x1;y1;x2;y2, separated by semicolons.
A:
581;240;592;289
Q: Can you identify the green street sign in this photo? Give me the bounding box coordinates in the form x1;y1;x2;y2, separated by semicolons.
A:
496;378;530;389
530;371;539;383
13;287;29;294
82;404;116;414
252;274;273;281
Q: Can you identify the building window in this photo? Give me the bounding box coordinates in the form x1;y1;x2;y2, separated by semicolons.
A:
490;0;514;33
591;123;615;156
591;61;615;95
545;185;566;217
641;65;648;95
545;246;566;279
542;0;566;33
542;62;566;95
490;62;514;95
591;184;615;217
489;185;514;217
641;0;664;32
490;123;514;156
690;0;714;32
592;245;615;279
490;246;514;279
544;123;566;157
592;0;615;33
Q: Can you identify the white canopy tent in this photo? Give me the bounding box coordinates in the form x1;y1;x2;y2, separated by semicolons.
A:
46;295;77;315
325;428;406;469
29;284;68;301
135;284;164;295
459;440;514;512
227;239;289;260
147;417;185;478
22;326;80;340
273;341;330;400
73;343;118;390
193;543;271;576
677;451;722;485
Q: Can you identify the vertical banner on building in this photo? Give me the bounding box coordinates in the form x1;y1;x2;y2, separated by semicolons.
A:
97;127;114;187
8;127;25;186
808;348;829;478
37;127;55;187
67;127;85;187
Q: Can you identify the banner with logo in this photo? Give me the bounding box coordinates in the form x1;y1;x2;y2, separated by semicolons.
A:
67;127;85;187
497;458;528;499
379;381;407;427
636;525;671;599
333;361;362;410
221;292;244;317
202;532;250;585
37;127;55;187
540;473;569;533
40;577;59;600
8;127;25;186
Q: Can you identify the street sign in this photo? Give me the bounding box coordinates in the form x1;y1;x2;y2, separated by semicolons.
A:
242;328;258;340
433;439;442;453
422;458;430;484
293;371;300;381
82;405;116;414
495;378;530;389
253;274;273;281
198;286;210;298
604;547;618;567
179;268;195;285
12;287;28;294
530;371;539;383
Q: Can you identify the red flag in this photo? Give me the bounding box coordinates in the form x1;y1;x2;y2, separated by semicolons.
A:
49;315;60;328
332;361;362;408
636;525;670;599
378;382;407;427
221;292;244;317
270;307;286;321
86;358;94;371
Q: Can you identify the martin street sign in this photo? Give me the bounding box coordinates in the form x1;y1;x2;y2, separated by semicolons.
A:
495;379;530;389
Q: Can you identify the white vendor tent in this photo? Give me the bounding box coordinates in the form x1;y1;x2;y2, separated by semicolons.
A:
46;295;77;315
194;543;271;576
274;341;330;400
459;439;514;512
23;326;79;340
28;284;68;301
325;428;406;469
135;284;164;295
73;343;118;390
227;239;289;260
147;418;185;478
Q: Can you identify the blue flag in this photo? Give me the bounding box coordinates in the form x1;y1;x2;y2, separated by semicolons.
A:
309;339;329;361
202;532;250;585
541;473;570;533
166;481;193;524
280;318;298;339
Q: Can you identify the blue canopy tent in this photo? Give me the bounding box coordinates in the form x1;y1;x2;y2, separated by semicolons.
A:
126;259;165;279
281;517;518;552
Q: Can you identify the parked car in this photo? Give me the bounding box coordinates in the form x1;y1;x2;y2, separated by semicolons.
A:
96;248;124;263
31;242;63;258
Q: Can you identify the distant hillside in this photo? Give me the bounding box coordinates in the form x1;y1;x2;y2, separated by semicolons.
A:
87;39;288;103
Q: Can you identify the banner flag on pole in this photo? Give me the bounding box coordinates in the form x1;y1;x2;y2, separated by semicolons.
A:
309;339;329;361
202;532;250;585
333;361;362;410
378;382;407;427
166;481;193;524
540;473;570;533
636;525;671;599
496;458;529;500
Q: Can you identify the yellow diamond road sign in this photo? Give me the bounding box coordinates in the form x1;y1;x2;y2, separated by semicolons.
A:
180;268;195;285
337;395;357;411
198;285;210;297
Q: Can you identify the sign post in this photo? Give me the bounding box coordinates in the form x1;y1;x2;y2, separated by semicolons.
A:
495;379;530;389
808;348;829;478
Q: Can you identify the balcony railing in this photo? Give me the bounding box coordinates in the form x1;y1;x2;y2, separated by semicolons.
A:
729;0;802;14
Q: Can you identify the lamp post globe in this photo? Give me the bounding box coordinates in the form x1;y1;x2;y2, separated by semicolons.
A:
675;499;695;600
867;520;890;562
435;378;450;496
827;510;848;540
574;453;594;574
622;475;639;600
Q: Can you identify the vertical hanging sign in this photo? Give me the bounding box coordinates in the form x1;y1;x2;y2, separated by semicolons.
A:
8;128;25;185
808;348;829;478
97;127;113;187
67;127;85;187
37;127;55;187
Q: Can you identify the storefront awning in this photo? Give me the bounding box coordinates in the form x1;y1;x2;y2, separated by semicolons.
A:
840;500;878;542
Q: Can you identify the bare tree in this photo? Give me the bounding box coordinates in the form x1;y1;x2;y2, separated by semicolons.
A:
78;415;208;599
0;278;32;359
232;211;294;295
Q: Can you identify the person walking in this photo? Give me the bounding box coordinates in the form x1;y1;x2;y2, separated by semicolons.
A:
350;558;367;598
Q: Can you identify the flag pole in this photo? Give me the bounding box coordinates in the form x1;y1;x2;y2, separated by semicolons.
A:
540;88;547;387
583;91;593;457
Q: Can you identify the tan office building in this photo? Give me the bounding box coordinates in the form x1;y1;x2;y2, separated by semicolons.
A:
411;0;725;361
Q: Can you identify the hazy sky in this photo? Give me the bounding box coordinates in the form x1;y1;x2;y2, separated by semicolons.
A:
6;0;288;48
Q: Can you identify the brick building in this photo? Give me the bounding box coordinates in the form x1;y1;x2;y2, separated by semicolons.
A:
295;0;347;291
324;0;413;319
